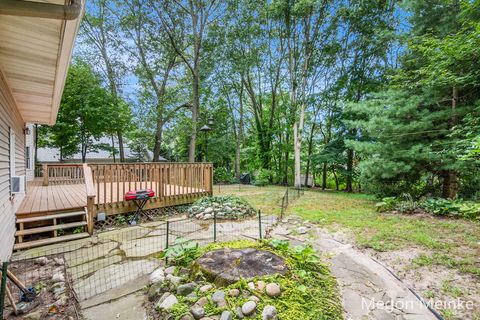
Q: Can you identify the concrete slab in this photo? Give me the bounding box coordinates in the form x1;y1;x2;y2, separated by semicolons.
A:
82;292;147;320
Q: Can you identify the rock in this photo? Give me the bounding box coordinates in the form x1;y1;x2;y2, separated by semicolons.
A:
196;296;209;307
212;290;227;307
265;283;281;297
241;301;257;316
24;310;42;320
235;307;244;319
200;284;213;292
211;291;225;303
53;258;64;266
52;283;66;297
156;294;178;311
148;282;165;301
297;226;307;234
54;294;68;307
262;305;277;320
177;283;197;296
204;207;214;214
256;281;266;291
190;305;205;320
51;272;64;283
179;267;190;276
165;266;176;275
228;289;240;297
181;314;195;320
220;311;232;320
248;282;255;290
249;295;259;303
166;274;182;287
203;214;212;220
150;268;165;284
34;257;48;266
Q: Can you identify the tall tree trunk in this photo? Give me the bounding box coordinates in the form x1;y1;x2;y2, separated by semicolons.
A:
117;130;124;162
442;86;458;199
111;135;116;163
332;166;339;191
235;140;241;180
189;72;199;162
304;123;315;187
322;162;327;190
153;121;164;162
346;149;354;192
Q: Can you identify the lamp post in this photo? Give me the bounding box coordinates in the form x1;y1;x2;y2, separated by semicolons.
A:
199;116;214;162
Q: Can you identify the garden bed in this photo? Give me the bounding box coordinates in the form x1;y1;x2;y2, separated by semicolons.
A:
145;239;342;319
187;196;257;220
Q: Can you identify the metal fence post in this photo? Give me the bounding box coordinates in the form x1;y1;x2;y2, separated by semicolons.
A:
258;210;262;240
166;221;170;249
165;221;170;264
214;212;217;242
0;261;9;319
286;188;289;205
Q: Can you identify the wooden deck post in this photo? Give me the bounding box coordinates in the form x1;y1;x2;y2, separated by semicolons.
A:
83;164;96;235
42;163;48;186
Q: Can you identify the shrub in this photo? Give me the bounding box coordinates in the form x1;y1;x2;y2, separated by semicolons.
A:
421;198;480;220
213;167;236;184
253;168;271;186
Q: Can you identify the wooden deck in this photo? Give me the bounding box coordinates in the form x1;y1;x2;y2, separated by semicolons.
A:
17;178;206;215
17;178;86;215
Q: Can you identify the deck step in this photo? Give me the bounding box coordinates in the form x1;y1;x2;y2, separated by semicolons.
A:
16;211;86;224
15;221;87;236
13;233;90;250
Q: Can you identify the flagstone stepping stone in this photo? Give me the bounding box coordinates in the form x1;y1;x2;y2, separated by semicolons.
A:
196;248;288;286
120;236;166;258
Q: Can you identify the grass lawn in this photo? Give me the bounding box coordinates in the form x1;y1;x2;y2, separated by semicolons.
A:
215;185;480;278
215;185;480;319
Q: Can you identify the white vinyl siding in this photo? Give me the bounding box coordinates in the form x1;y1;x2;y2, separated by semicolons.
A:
0;70;25;263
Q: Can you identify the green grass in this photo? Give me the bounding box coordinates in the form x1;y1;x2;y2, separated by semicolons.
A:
216;185;480;278
214;184;286;215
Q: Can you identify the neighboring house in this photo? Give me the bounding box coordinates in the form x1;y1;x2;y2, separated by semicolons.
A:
0;0;84;263
37;136;167;163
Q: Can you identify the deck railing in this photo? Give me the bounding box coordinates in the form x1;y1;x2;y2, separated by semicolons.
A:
36;162;213;235
41;164;84;186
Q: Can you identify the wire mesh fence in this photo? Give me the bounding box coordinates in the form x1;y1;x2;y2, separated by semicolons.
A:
279;187;305;217
1;186;302;318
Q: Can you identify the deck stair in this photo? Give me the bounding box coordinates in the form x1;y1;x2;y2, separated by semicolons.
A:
14;209;89;250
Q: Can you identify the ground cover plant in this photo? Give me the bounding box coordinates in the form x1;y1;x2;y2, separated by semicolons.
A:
147;239;342;320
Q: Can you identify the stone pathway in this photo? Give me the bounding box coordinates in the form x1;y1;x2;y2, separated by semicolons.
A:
270;218;438;320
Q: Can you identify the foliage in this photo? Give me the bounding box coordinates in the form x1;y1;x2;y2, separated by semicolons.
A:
159;237;201;267
164;239;342;320
213;167;236;184
253;169;272;187
39;60;131;162
421;199;480;220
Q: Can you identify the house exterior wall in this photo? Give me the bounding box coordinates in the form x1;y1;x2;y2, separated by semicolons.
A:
0;71;26;263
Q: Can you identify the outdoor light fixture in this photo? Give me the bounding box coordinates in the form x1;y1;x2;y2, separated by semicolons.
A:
199;115;214;162
24;127;31;135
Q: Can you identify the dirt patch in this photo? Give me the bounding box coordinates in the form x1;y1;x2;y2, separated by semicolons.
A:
370;248;480;319
6;255;78;319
